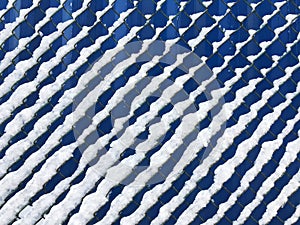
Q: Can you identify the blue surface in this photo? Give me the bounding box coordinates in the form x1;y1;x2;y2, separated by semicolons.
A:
0;0;299;224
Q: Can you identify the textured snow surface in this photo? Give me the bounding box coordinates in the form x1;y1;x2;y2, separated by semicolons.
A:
0;0;299;225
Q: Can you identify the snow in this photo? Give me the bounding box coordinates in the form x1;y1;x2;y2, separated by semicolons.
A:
175;75;300;225
0;0;298;224
149;35;300;224
259;170;300;225
234;133;300;225
0;0;124;171
101;70;260;225
204;106;300;225
284;204;300;225
12;2;183;225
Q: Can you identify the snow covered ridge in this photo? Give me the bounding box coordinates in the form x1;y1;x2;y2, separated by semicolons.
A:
0;0;299;225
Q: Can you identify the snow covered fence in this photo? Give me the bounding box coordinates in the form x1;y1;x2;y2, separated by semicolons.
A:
0;0;299;225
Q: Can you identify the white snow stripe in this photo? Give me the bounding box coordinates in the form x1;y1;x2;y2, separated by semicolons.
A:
48;6;246;222
88;11;298;225
259;170;300;225
0;2;135;171
121;22;300;224
149;12;300;224
0;0;94;102
0;22;142;205
150;76;299;225
128;63;299;225
1;0;293;156
0;2;295;225
285;204;300;225
203;111;300;225
35;25;199;225
0;0;173;179
0;2;66;74
234;134;300;225
0;143;77;224
97;76;261;225
67;64;215;224
63;9;300;225
65;3;268;221
24;1;220;221
175;81;300;225
0;1;178;221
75;73;243;225
6;36;178;225
17;40;205;225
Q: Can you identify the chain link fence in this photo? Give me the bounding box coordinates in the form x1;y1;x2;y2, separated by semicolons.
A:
0;0;299;224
